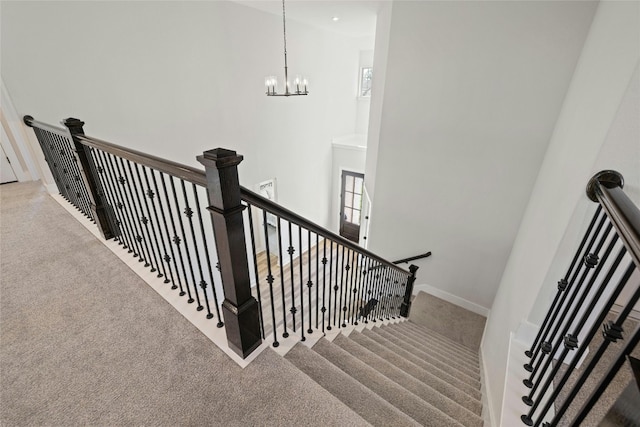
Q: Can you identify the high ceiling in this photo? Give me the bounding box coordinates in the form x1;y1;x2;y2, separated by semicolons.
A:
232;0;381;37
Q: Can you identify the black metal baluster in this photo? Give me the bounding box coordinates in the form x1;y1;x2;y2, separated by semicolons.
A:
369;262;382;322
354;253;366;324
134;163;163;277
523;229;619;416
287;222;297;333
276;217;289;338
52;133;84;215
339;246;347;328
321;238;327;333
381;268;391;320
347;249;357;325
67;137;95;219
124;159;156;270
180;181;205;311
388;269;398;319
525;206;604;358
99;150;136;254
524;222;614;392
246;204;264;336
32;129;56;193
51;132;83;214
530;245;630;426
140;166;170;282
151;170;181;291
568;265;639;427
169;176;198;304
92;149;127;248
327;240;334;331
159;172;188;297
107;153;144;259
307;229;313;335
63;134;93;219
34;129;65;197
263;210;279;347
378;266;389;321
299;226;305;341
526;213;608;372
116;156;150;264
353;255;365;325
316;234;320;330
393;270;402;318
554;261;638;427
360;258;371;324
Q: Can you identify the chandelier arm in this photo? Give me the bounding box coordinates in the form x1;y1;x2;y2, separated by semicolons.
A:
282;0;289;94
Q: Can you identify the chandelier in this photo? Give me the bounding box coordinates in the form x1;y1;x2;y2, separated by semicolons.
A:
265;0;308;96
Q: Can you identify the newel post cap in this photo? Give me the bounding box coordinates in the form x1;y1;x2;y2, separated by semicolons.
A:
586;170;624;202
197;148;244;169
62;118;85;129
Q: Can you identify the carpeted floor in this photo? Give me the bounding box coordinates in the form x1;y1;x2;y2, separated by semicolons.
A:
0;182;367;426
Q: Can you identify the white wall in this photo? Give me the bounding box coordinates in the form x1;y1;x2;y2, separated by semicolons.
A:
1;0;365;228
366;0;597;310
482;1;640;423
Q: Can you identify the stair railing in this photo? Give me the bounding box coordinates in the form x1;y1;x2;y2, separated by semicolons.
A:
520;170;639;426
240;187;415;347
24;115;417;359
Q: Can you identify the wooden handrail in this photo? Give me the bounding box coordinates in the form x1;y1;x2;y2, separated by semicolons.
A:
23;115;69;137
74;134;208;187
240;186;411;275
393;251;432;265
587;170;640;268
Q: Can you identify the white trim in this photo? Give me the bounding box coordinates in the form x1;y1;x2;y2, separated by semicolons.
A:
331;142;367;152
1;126;22;182
1;78;40;181
479;349;496;427
412;283;491;317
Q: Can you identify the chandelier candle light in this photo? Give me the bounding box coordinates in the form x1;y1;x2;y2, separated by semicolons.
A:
265;0;308;96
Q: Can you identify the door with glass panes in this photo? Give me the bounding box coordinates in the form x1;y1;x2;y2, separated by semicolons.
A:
339;171;365;243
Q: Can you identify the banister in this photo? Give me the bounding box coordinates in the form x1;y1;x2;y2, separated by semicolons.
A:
393;251;432;265
587;170;640;268
23;115;69;136
240;186;411;276
25;115;208;186
74;134;207;187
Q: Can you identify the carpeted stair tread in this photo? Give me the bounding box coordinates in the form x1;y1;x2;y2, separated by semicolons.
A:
403;322;479;356
285;343;420;427
353;331;481;401
392;322;481;362
381;325;480;373
312;338;465;427
369;327;481;386
332;334;483;424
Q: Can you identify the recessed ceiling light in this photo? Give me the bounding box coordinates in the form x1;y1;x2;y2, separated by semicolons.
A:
332;16;339;22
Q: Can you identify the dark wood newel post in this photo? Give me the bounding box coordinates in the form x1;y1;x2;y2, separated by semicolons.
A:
62;118;116;240
197;148;262;358
400;264;419;317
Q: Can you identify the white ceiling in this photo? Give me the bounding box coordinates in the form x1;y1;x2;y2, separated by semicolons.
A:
232;0;381;37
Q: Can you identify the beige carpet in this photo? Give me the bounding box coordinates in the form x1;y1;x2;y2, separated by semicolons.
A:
0;182;367;426
409;291;486;350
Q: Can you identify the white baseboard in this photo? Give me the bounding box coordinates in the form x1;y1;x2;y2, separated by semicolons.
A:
479;349;496;427
413;283;491;317
44;182;58;194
